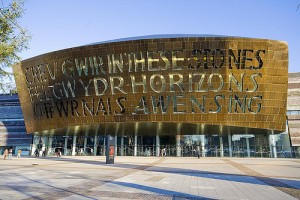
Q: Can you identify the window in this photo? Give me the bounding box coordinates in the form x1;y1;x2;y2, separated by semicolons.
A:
287;110;300;115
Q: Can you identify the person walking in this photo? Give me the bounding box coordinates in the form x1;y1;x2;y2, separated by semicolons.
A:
57;149;61;157
197;149;200;159
8;148;13;160
17;149;22;158
34;149;39;157
42;150;47;157
162;148;166;157
3;149;8;160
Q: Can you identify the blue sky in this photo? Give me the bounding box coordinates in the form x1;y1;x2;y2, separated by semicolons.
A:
19;0;300;72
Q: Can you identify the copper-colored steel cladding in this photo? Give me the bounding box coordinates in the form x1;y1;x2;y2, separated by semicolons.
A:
14;35;288;136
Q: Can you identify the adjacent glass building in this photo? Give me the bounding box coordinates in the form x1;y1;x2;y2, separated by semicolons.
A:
287;72;300;157
11;35;299;158
0;94;32;156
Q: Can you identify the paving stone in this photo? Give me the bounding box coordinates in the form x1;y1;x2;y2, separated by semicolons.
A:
0;157;299;199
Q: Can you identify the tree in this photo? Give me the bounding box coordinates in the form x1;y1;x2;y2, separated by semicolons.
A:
0;0;30;92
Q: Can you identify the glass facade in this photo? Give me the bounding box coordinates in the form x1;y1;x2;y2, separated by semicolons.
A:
0;94;33;156
32;132;297;158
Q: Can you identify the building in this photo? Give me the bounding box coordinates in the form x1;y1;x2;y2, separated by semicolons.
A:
287;72;300;156
0;94;32;156
12;35;296;157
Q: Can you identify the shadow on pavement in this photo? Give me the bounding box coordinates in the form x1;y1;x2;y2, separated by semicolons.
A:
107;180;215;200
32;156;300;195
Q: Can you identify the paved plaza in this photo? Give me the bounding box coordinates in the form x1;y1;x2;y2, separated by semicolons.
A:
0;156;299;200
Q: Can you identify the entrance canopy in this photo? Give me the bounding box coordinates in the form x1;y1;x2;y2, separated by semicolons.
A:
34;122;279;137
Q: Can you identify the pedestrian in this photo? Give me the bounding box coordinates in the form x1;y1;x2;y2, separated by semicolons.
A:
8;148;13;160
34;149;39;157
42;150;46;157
162;148;166;157
3;149;8;160
17;149;22;158
57;149;61;157
197;149;200;159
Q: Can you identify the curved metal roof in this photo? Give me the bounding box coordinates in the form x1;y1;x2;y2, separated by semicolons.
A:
87;34;240;46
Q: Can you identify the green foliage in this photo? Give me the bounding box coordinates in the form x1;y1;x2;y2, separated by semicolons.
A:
0;0;30;92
